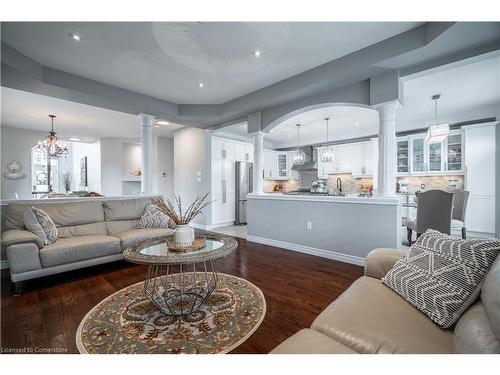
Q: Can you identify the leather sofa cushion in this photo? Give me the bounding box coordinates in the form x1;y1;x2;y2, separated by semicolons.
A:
39;235;121;268
103;198;154;221
106;219;140;235
114;228;174;249
453;303;500;354
58;222;107;238
270;329;357;354
311;276;453;353
6;201;105;229
481;255;500;341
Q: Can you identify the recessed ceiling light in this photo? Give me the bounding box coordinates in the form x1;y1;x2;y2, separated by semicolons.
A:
198;82;204;88
69;137;81;141
154;125;160;128
69;33;81;41
355;121;360;126
253;50;261;57
156;120;170;126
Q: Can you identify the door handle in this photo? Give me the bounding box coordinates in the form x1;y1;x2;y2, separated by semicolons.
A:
222;180;226;203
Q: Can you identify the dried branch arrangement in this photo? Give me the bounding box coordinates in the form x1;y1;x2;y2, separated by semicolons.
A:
154;193;213;225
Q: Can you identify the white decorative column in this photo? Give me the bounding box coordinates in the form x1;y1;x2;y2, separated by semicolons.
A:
138;113;155;194
252;131;265;195
376;101;400;196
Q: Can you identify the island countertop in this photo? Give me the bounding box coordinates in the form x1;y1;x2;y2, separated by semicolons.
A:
247;193;400;205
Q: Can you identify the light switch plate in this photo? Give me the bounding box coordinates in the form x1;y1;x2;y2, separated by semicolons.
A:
306;221;312;230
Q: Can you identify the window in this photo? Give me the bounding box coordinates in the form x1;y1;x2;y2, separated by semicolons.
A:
31;146;62;195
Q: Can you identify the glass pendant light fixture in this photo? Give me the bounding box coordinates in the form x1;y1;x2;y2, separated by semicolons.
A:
425;94;449;144
37;115;69;159
292;124;306;166
319;117;334;162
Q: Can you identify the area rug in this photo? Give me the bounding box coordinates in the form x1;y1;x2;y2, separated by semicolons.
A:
76;273;266;354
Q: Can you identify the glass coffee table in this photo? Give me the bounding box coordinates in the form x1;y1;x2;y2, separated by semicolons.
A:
123;234;238;316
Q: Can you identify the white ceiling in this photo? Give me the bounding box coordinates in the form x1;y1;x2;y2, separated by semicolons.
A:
263;56;500;148
0;87;184;141
1;22;421;104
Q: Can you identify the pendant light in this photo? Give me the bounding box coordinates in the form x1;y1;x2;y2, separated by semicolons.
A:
319;117;334;162
425;94;449;144
37;115;69;159
292;124;306;166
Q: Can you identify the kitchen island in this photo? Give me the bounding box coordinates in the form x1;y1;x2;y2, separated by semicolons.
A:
246;193;401;265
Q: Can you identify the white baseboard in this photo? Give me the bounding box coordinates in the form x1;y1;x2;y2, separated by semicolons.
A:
1;260;10;269
246;235;365;267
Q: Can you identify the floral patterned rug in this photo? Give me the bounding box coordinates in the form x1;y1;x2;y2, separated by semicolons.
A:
76;273;266;354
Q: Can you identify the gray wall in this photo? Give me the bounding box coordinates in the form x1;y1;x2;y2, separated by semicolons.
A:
173;127;210;225
1;126;48;199
157;136;174;200
247;197;401;263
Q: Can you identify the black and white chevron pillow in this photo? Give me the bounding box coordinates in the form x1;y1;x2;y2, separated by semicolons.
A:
137;204;170;229
383;230;500;328
24;206;58;245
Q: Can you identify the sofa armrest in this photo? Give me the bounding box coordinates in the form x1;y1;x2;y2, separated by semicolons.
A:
2;229;43;249
364;248;408;279
6;242;43;275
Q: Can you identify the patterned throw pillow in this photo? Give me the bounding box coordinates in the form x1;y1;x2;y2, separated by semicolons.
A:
137;204;170;229
383;229;500;328
23;206;58;246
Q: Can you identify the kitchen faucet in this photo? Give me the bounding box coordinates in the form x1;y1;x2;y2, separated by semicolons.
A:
336;177;343;194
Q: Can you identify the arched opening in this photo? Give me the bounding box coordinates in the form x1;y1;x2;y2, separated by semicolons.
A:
263;102;375;133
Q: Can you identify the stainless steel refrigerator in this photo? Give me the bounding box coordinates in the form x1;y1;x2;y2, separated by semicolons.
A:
234;161;253;225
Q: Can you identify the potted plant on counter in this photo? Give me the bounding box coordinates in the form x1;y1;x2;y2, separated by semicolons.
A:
154;193;213;247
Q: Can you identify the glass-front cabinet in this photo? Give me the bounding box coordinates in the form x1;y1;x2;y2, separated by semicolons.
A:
276;152;288;179
411;137;425;173
428;142;442;171
446;133;463;171
396;130;464;175
397;139;409;173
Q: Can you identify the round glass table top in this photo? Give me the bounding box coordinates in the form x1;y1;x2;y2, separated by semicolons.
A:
123;234;238;265
140;239;224;256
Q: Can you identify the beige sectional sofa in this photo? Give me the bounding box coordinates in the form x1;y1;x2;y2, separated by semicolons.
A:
271;248;500;354
1;197;174;294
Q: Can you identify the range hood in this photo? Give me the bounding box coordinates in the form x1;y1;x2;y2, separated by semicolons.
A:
291;146;317;171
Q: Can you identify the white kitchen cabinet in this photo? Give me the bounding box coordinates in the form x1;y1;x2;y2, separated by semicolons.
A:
464;124;496;234
396;138;409;174
350;142;374;177
263;149;277;179
234;141;253;162
211;159;235;225
212;137;235;160
411;137;426;173
397;130;464;175
445;133;463;172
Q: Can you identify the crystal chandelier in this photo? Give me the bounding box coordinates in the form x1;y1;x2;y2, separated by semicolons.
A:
319;117;334;162
292;124;306;165
38;115;69;159
425;94;449;144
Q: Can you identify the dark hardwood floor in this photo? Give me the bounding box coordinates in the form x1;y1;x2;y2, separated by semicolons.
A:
0;238;363;354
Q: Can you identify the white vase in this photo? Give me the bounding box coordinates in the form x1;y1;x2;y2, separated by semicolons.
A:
174;224;194;247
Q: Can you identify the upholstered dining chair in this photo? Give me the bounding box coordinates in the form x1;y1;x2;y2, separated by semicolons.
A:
406;189;454;245
451;188;470;239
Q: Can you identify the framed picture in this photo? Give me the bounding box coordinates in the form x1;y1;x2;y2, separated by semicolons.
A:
80;156;88;188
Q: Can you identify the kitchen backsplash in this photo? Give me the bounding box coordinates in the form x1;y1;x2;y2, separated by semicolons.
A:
263;172;373;194
326;173;373;193
396;175;464;192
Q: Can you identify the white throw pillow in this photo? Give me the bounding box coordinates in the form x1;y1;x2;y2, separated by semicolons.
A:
383;229;500;328
137;204;170;229
23;206;58;246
